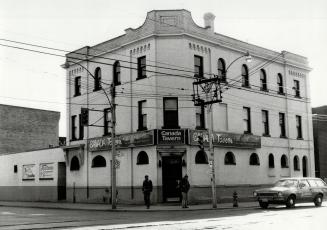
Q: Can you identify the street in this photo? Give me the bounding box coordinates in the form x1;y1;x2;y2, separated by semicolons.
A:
0;203;326;230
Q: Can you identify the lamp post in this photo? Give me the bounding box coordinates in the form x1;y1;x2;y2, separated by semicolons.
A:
63;60;117;209
192;51;251;209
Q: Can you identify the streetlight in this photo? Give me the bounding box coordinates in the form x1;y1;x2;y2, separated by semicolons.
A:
192;51;252;209
63;60;118;209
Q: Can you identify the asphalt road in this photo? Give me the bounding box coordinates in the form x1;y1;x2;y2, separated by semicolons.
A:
0;203;326;229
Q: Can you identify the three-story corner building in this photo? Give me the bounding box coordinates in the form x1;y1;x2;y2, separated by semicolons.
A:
63;9;314;204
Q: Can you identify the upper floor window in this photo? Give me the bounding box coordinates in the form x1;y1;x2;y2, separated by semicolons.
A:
137;151;149;165
296;115;303;139
195;150;208;164
92;155;107;168
195;105;205;129
163;97;179;129
70;156;80;171
113;61;121;85
103;108;111;136
277;73;284;94
281;154;289;168
78;113;84;140
279;112;286;137
194;55;204;78
293;80;300;97
249;153;260;165
224;152;236;165
137;56;146;79
241;64;249;87
74;76;81;96
218;58;226;82
138;100;147;131
268;153;275;168
94;67;102;91
293;155;300;171
260;69;267;91
262;110;269;136
243;107;251;134
71;115;77;141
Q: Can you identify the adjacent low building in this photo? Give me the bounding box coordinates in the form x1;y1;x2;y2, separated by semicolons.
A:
63;10;314;204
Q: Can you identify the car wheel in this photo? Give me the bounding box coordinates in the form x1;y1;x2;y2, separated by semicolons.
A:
286;195;296;208
259;201;269;209
314;194;323;207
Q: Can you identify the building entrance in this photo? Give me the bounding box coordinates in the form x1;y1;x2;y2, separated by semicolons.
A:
162;156;182;202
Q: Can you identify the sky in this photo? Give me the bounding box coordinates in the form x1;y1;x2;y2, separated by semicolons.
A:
0;0;326;137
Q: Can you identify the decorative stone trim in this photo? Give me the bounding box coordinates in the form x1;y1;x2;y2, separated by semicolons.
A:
130;43;151;55
189;42;210;54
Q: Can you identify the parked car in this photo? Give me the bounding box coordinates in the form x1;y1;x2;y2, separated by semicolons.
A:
253;177;327;209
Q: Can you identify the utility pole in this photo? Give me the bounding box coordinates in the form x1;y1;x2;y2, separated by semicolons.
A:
193;75;221;209
111;83;117;209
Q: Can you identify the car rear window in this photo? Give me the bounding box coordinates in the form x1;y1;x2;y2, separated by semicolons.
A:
308;179;326;187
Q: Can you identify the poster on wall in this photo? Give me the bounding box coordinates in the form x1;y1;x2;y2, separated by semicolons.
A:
22;164;36;180
39;163;54;180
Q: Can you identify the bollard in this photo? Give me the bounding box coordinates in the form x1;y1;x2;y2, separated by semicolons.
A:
233;191;238;207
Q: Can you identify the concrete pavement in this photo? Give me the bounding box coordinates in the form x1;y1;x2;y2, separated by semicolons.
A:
0;200;258;212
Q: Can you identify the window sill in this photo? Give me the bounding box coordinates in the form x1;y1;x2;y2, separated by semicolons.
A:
244;131;253;135
103;133;112;137
280;135;287;139
278;92;285;95
242;85;251;88
297;137;303;140
260;88;269;92
73;94;81;97
224;163;236;166
250;164;260;166
195;127;206;130
294;95;302;99
294;169;300;171
93;88;102;92
136;76;147;80
281;166;289;169
262;134;271;137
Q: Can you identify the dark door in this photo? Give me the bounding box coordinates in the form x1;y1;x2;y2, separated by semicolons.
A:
302;156;308;177
162;156;182;202
57;162;66;200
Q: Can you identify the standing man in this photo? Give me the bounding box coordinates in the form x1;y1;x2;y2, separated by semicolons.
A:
142;175;153;209
181;174;190;208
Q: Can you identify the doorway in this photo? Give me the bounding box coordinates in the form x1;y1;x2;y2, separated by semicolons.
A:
57;162;66;200
162;156;182;202
302;156;308;177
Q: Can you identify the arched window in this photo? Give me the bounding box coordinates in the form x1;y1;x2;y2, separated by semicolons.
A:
113;61;121;85
268;153;275;168
94;67;102;91
260;69;267;91
277;73;284;94
293;155;300;171
70;156;80;171
137;151;149;165
195;150;208;164
241;64;249;87
218;58;226;82
281;154;289;168
249;153;260;165
92;155;106;168
224;152;236;165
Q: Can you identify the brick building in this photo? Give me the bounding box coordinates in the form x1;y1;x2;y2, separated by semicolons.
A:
63;10;314;204
0;104;60;154
312;106;327;181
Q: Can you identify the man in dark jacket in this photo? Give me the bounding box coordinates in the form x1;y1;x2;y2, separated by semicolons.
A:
180;174;190;208
142;175;153;209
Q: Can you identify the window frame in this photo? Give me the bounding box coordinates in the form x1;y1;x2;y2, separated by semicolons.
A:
241;64;249;87
224;152;236;165
137;151;149;165
137;56;146;79
262;110;270;136
163;97;179;129
243;107;251;134
138;100;147;131
195;104;205;129
281;154;289;168
91;155;107;168
293;80;300;97
70;156;80;171
94;67;102;91
78;113;84;140
296;115;303;139
249;153;260;166
113;61;121;85
194;55;204;78
293;155;300;171
277;73;284;95
268;153;275;168
218;58;226;82
71;115;77;141
195;150;208;164
260;69;268;91
74;76;81;96
279;112;286;137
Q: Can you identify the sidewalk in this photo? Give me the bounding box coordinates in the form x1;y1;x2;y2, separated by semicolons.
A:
0;200;258;212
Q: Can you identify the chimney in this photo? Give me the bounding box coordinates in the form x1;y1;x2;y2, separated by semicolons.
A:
203;12;215;32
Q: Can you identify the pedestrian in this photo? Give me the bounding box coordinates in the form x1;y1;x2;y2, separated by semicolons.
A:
180;174;190;208
142;175;153;209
